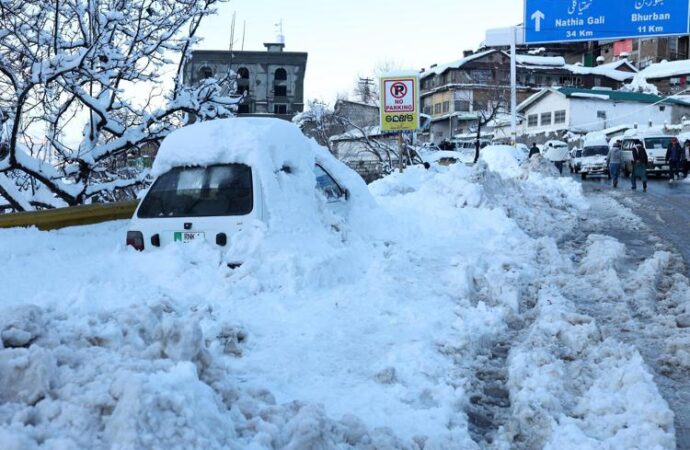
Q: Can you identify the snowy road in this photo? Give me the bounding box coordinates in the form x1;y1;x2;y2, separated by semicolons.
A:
570;176;690;449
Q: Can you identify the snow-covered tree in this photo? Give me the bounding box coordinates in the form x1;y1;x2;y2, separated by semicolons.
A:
0;0;240;211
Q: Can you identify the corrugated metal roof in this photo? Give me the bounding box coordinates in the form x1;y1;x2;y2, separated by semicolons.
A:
558;87;690;105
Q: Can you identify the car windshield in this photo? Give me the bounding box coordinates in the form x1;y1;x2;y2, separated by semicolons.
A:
583;146;608;157
645;137;672;150
137;164;253;218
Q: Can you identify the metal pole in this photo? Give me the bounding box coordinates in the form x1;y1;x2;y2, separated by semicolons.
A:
510;26;518;146
398;132;404;173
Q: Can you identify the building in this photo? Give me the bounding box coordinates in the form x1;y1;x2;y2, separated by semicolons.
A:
598;37;690;68
329;126;398;183
635;60;690;96
184;41;308;120
419;49;636;143
501;87;690;141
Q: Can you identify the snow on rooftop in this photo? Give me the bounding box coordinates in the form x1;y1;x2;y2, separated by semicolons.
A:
420;49;496;79
514;54;565;66
640;59;690;80
571;92;611;100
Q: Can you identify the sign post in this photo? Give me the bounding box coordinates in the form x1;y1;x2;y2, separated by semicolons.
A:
380;74;420;173
524;0;690;44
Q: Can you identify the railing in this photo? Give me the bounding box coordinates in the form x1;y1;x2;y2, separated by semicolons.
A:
0;200;138;231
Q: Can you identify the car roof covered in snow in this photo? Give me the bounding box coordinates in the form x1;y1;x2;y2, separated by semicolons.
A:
153;118;314;176
150;117;375;232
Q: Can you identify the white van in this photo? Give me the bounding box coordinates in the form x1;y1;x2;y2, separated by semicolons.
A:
126;118;366;264
620;129;673;177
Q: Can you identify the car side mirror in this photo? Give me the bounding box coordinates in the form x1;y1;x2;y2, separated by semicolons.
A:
343;188;350;201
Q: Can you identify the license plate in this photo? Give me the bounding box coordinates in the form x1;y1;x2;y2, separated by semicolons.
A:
174;231;205;243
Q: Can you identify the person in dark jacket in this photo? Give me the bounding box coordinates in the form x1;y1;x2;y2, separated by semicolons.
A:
666;137;683;182
684;140;690;178
631;141;648;192
529;143;540;158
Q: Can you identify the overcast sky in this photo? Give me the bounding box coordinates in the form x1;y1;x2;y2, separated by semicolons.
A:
196;0;523;103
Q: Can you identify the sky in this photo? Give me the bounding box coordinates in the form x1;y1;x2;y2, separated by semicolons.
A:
196;0;523;104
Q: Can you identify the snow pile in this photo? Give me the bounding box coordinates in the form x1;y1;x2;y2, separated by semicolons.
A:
509;292;673;450
506;236;675;450
623;73;661;95
0;138;674;449
478;145;524;177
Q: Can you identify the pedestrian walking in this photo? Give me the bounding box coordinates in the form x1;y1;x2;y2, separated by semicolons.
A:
607;142;622;188
529;142;540;158
683;140;690;179
631;141;648;192
666;137;683;182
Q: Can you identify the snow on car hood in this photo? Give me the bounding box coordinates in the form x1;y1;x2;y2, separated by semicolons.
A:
581;155;607;165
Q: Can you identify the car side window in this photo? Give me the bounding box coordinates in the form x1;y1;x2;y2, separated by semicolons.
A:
314;165;345;201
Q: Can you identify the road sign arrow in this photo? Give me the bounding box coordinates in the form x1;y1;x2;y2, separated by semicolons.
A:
531;10;545;32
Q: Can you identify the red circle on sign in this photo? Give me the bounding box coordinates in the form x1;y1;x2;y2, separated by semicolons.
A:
390;82;408;99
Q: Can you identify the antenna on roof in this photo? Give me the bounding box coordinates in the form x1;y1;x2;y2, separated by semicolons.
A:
229;11;236;51
241;20;246;51
275;20;285;44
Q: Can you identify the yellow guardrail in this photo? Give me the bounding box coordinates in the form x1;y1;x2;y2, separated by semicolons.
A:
0;200;138;231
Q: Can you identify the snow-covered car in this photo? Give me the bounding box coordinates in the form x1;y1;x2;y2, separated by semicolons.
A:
126;118;368;264
621;129;673;177
579;145;609;180
542;140;570;163
515;143;530;162
569;148;583;173
423;150;465;166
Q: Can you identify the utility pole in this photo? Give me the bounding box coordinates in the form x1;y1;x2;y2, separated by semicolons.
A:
358;77;374;104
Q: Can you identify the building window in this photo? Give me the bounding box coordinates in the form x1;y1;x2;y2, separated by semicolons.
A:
424;106;433;115
554;110;566;124
237;67;249;79
455;100;470;112
274;68;287;81
434;103;442;114
528;114;538;127
199;66;213;79
597;111;607;119
541;112;552;126
442;101;450;113
274;104;288;114
274;85;287;96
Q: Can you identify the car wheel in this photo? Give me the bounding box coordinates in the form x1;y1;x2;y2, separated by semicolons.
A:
581;172;587;180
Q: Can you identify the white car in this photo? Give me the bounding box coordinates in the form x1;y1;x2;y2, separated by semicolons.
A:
620;129;673;177
542;140;570;163
126;118;366;265
579;145;610;179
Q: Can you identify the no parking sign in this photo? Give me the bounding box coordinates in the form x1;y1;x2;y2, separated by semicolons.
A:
380;74;419;132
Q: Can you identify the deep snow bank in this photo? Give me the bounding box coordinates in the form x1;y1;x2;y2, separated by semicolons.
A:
0;149;673;449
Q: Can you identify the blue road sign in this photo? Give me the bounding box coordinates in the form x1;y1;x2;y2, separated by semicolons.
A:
524;0;690;44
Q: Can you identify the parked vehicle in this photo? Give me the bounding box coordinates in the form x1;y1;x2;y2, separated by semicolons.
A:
542;140;570;163
621;129;674;177
515;143;530;161
126;118;362;265
569;148;583;173
579;145;609;179
423;150;466;166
